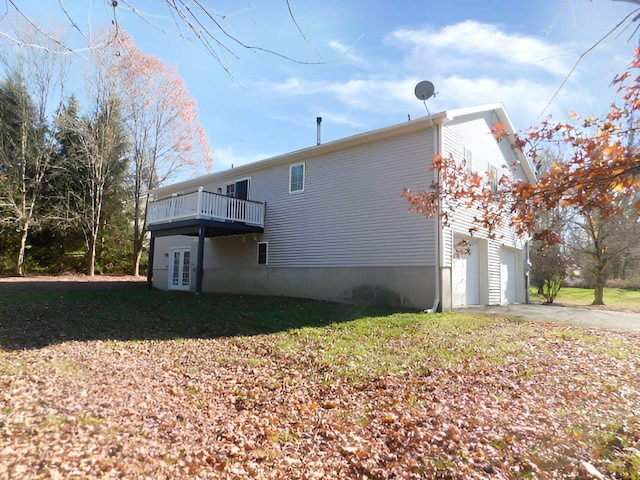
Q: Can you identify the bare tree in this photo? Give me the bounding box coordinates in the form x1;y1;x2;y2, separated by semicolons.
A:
94;28;212;276
566;196;640;303
51;40;130;276
0;1;320;69
59;98;128;276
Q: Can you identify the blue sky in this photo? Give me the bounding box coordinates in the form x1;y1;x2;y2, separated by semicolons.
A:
5;1;640;174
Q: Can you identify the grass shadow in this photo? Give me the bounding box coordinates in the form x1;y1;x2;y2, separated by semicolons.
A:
0;279;400;350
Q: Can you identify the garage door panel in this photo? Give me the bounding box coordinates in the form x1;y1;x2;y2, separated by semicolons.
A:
500;247;518;303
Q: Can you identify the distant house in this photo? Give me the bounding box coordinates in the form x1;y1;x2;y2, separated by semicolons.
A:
146;103;536;311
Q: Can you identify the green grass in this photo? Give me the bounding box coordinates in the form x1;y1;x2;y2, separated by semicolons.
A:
0;286;535;375
531;286;640;308
592;421;640;480
276;312;531;377
0;284;535;374
0;287;397;350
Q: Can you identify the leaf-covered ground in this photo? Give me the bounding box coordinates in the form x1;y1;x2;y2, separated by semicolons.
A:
1;279;639;479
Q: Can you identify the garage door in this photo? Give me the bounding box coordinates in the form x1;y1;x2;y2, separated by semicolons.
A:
452;240;480;306
500;247;518;303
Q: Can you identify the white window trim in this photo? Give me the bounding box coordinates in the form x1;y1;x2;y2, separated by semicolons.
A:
289;162;305;194
257;242;268;265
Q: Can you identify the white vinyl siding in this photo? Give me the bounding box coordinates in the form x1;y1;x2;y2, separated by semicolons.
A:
441;114;528;245
441;112;528;305
441;227;454;268
270;132;436;267
202;129;437;269
150;105;530;308
487;241;502;304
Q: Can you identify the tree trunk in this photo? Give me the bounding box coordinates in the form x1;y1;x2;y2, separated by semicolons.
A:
17;223;29;276
134;247;142;278
132;189;147;277
592;272;605;305
87;232;97;276
132;229;143;276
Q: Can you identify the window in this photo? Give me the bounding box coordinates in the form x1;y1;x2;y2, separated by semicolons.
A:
225;183;235;197
488;164;499;192
289;163;305;193
257;242;268;265
463;146;473;173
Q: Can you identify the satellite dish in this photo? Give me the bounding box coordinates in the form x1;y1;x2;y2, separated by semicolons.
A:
414;80;435;101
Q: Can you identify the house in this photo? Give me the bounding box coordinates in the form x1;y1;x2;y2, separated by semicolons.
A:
145;103;536;311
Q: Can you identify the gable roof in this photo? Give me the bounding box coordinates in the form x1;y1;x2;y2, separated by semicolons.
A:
150;103;535;198
445;103;536;183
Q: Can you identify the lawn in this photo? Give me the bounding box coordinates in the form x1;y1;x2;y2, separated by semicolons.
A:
531;286;640;311
1;280;639;479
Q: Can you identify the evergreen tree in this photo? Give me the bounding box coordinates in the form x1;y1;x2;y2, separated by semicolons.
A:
0;72;49;275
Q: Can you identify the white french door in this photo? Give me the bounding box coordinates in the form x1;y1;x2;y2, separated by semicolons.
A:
169;248;191;291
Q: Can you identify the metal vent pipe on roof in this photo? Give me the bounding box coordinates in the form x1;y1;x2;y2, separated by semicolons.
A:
316;117;322;145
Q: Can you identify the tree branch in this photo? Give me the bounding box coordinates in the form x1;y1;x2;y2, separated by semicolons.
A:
538;7;640;119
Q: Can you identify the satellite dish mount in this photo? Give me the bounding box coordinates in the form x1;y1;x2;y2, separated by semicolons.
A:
414;80;436;115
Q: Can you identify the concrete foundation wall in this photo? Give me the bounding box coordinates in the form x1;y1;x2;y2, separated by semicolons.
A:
440;267;452;312
154;265;437;310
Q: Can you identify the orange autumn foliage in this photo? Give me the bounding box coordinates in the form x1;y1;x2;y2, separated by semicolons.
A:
405;49;640;246
109;29;213;183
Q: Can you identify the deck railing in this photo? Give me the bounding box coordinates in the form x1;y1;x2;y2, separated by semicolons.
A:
147;187;265;227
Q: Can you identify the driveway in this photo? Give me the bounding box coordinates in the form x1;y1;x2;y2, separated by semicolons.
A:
460;303;640;332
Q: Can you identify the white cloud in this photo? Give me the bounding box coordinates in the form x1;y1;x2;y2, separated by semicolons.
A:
432;75;569;128
325;77;416;110
260;75;421;113
271;111;363;130
212;145;271;172
252;19;616;134
268;77;312;94
391;20;573;77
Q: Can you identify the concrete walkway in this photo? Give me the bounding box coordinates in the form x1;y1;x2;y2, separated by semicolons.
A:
459;303;640;332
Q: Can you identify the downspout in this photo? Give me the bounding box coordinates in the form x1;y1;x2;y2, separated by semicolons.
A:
146;192;155;290
524;239;531;304
147;232;155;290
425;118;441;313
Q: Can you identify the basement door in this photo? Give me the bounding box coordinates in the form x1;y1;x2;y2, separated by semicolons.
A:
169;247;191;291
452;240;481;306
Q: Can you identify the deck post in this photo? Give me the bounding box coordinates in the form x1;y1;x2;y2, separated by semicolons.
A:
196;186;203;218
196;225;205;293
147;233;155;289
